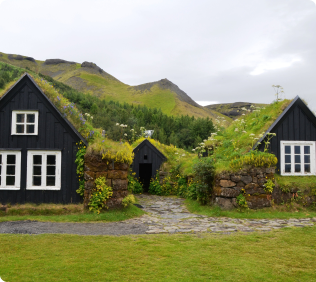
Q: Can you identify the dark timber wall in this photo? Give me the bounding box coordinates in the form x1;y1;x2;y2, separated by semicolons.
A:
0;75;85;204
132;140;166;180
257;98;316;173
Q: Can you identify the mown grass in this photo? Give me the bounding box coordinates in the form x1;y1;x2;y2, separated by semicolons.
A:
0;204;145;223
185;199;316;219
0;227;316;281
275;175;316;192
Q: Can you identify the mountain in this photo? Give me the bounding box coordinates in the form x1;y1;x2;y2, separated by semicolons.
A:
0;52;230;124
205;102;267;119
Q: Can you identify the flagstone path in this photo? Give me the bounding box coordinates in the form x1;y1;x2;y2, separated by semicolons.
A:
130;194;316;234
0;194;315;235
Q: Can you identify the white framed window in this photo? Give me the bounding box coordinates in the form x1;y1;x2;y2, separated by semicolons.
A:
11;110;39;135
0;151;21;190
280;141;316;176
27;151;61;190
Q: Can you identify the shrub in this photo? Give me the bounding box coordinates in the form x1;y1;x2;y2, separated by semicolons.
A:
192;158;215;204
264;179;275;194
148;173;163;195
88;177;113;214
229;151;277;169
127;174;143;194
122;194;136;207
236;193;249;211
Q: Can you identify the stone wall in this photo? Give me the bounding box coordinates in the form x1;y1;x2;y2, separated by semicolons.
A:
84;153;129;209
213;167;275;209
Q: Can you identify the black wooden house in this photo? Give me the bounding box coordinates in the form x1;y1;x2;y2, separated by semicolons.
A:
255;96;316;176
0;73;87;204
132;139;166;191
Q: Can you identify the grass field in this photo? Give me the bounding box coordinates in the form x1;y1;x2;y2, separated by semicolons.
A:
185;199;316;219
0;227;315;281
0;204;145;223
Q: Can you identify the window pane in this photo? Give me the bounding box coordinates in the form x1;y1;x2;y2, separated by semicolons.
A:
33;155;42;164
295;164;301;173
27;114;35;123
47;166;55;176
16;124;24;133
304;146;310;154
33;176;41;186
0;176;1;186
0;154;2;164
295;146;300;154
16;114;25;123
295;155;301;164
6;176;15;186
285;164;291;173
305;164;311;173
285;146;291;154
7;155;16;164
47;176;55;186
285;155;291;163
6;165;15;175
47;155;56;165
33;166;41;176
26;125;35;134
304;155;310;164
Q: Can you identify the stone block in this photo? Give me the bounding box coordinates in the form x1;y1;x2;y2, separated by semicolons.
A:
95;171;108;179
213;187;239;198
107;161;114;170
215;197;234;210
84;153;108;171
218;173;230;180
266;173;274;180
265;167;275;174
252;177;258;183
107;170;128;180
84;180;94;190
84;171;95;181
114;162;130;170
231;174;241;182
241;175;252;185
107;179;112;187
237;181;245;188
246;195;271;209
244;183;265;195
112;179;128;191
232;198;238;208
220;179;236;188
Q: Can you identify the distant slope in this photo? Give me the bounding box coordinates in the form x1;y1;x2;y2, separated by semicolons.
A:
0;52;230;124
205;102;267;119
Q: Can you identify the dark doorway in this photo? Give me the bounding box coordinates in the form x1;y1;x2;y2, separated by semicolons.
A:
139;163;152;192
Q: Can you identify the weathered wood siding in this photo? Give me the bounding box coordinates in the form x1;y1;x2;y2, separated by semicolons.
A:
0;75;82;204
258;100;316;173
132;140;166;179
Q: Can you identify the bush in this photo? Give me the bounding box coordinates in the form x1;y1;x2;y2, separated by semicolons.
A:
148;173;163;195
127;174;143;194
229;151;277;169
122;194;136;207
192;158;215;204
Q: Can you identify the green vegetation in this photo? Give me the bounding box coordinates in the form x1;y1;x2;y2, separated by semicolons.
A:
185;198;316;219
0;204;144;222
1;228;316;281
275;175;316;193
204;99;291;171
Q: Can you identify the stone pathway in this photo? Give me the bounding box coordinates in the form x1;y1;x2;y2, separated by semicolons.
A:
127;194;316;234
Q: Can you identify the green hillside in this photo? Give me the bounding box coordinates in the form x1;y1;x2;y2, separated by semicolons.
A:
0;52;230;124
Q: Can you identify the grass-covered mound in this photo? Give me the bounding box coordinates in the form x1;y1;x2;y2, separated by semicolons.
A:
204;99;291;171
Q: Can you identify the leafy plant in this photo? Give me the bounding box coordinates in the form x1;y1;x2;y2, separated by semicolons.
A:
263;179;275;194
148;173;163;195
127;174;143;194
122;194;136;207
75;140;86;197
236;192;249;211
88;177;113;214
229;151;277;170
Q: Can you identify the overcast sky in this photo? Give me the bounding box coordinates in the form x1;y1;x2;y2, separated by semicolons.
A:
0;0;315;110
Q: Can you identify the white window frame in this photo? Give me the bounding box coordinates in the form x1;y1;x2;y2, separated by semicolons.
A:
27;150;61;190
11;110;39;135
280;141;316;176
0;151;21;190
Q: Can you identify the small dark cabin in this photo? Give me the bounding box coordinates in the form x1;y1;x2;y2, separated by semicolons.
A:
132;139;166;191
255;96;316;176
0;73;87;204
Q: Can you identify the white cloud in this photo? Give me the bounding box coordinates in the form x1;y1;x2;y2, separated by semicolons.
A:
0;0;6;5
196;101;220;106
310;0;316;5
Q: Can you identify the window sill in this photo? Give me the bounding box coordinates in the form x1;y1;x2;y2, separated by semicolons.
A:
0;188;20;190
26;187;61;190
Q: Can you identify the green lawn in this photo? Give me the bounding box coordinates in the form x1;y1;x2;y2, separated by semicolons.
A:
185;199;316;219
0;204;145;223
0;227;315;281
